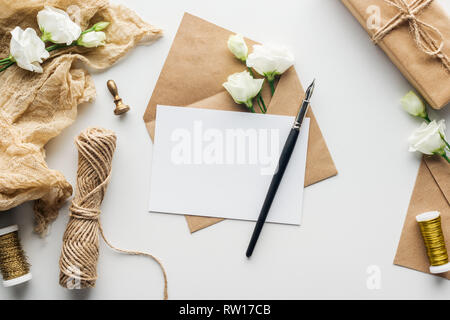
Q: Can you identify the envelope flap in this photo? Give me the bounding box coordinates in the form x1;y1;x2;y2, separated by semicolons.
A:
424;156;450;205
268;67;338;185
394;159;450;279
143;12;259;125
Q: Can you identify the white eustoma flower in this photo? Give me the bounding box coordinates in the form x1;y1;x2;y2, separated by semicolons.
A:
77;31;106;48
401;91;428;119
246;44;295;81
228;34;248;62
37;6;81;45
223;71;264;110
408;120;447;155
10;27;49;73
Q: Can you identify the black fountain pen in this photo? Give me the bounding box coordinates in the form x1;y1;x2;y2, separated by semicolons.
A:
246;79;316;258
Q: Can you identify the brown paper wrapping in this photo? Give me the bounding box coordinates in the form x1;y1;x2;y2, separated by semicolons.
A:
341;0;450;109
143;13;338;233
394;156;450;279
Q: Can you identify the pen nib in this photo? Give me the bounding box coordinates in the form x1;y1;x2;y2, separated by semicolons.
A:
305;79;315;101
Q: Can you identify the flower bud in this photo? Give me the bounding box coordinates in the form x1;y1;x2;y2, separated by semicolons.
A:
93;21;110;31
77;31;106;48
401;91;427;118
228;34;248;62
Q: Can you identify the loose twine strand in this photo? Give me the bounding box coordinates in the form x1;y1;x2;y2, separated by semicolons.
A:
59;127;168;300
372;0;450;72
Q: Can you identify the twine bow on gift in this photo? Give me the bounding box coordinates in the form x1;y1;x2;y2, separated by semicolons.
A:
372;0;450;72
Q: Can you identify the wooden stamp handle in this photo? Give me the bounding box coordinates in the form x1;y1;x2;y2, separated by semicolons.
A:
107;80;119;98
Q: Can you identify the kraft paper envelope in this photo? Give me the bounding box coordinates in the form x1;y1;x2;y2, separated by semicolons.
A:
394;157;450;279
143;13;338;233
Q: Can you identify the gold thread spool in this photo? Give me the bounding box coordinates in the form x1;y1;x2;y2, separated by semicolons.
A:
0;225;32;287
416;211;450;274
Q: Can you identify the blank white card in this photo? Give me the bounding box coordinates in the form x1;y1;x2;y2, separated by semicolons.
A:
149;105;310;225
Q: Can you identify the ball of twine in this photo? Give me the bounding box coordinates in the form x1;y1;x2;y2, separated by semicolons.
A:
59;127;168;299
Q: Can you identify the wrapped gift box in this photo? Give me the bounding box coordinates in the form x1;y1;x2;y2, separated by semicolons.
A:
342;0;450;109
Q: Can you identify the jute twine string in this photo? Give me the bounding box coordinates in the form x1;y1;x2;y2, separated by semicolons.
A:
59;127;168;299
372;0;450;72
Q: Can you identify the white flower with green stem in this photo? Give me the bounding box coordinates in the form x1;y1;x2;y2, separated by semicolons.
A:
38;6;82;45
246;44;295;95
0;6;110;74
402;91;450;163
228;34;248;62
4;27;50;73
223;71;264;113
45;21;110;53
226;34;268;113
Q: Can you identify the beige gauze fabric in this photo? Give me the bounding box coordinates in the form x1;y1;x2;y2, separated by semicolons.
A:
0;0;162;234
